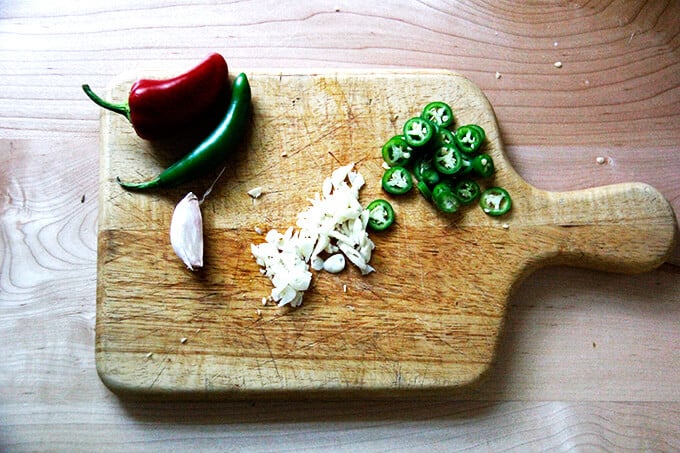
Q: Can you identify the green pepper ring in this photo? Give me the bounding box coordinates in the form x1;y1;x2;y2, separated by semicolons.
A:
436;127;455;148
454;179;480;204
454;124;485;155
366;199;395;231
381;135;413;167
403;117;435;148
431;180;449;199
381;166;413;195
433;144;463;176
421;101;454;129
433;187;460;214
416;180;432;201
479;187;512;216
413;156;440;186
471;153;495;179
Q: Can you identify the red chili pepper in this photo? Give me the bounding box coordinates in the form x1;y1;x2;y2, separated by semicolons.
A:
82;53;230;139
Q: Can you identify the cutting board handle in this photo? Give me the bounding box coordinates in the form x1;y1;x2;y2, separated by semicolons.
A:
533;182;678;273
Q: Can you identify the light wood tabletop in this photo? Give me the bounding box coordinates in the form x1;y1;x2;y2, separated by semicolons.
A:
1;1;679;451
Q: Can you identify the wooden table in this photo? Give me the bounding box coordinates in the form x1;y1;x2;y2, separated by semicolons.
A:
2;1;679;450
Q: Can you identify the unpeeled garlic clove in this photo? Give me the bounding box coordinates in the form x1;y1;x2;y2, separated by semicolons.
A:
170;192;203;271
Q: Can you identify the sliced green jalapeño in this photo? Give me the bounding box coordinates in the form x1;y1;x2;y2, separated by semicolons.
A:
433;144;463;176
454;124;485;155
453;179;480;204
479;187;512;216
421;101;454;129
471;153;495;178
403;117;435;148
366;199;395;231
381;135;413;167
381;166;413;195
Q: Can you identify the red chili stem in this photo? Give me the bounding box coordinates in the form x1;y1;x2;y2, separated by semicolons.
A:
81;84;130;119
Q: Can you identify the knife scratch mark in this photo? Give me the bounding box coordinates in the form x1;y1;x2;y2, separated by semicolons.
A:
149;356;170;389
258;324;281;381
289;317;308;350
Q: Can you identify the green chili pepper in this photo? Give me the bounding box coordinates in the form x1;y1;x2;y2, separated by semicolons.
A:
381;135;413;167
454;124;485;155
403;117;435;148
433;144;462;176
458;152;473;177
117;72;252;190
479;187;512;216
413;156;440;187
421;101;454;129
431;180;454;201
432;183;460;214
453;179;480;204
366;199;395;231
381;166;413;195
435;127;455;148
471;153;495;178
416;179;432;201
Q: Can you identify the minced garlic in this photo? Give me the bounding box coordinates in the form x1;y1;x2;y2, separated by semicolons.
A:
250;163;375;308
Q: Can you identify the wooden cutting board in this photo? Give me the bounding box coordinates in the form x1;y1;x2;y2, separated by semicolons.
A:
96;69;677;399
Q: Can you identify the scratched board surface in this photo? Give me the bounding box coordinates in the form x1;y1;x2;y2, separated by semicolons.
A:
96;70;676;398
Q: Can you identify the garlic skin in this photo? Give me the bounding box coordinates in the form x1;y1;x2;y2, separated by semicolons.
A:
170;192;203;271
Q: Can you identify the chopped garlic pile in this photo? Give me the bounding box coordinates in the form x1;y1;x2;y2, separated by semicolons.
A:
250;227;314;308
250;163;375;308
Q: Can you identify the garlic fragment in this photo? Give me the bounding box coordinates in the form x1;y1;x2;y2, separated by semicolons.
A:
170;192;203;271
323;253;346;273
248;187;263;198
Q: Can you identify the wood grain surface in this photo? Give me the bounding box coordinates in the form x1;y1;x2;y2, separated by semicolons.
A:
2;1;679;451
